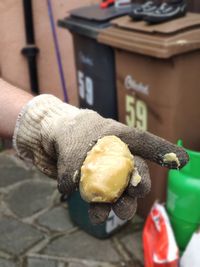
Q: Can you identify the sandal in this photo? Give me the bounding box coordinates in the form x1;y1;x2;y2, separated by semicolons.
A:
129;1;158;21
144;0;187;24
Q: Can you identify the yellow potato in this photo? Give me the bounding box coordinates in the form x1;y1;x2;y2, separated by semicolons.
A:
80;135;134;203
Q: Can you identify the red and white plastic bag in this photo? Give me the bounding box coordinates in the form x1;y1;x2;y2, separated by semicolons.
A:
143;202;179;267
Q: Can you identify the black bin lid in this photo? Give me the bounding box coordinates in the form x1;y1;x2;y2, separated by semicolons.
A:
69;4;134;22
58;3;138;39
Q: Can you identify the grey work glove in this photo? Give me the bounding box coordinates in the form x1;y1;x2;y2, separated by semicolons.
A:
13;95;189;224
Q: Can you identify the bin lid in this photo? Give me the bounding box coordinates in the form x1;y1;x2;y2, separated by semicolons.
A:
58;16;109;39
58;4;139;39
98;13;200;58
68;4;137;22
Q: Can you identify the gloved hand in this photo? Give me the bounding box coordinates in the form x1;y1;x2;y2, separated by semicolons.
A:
13;94;189;224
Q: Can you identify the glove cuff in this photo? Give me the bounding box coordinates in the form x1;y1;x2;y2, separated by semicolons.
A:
13;94;81;177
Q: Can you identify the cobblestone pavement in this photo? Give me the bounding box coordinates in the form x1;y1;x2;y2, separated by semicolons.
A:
0;151;144;267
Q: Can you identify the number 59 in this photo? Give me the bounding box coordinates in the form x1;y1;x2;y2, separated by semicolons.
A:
125;95;147;131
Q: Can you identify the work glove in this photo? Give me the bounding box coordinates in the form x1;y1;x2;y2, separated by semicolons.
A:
13;94;189;224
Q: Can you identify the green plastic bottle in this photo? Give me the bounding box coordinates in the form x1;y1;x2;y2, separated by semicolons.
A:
166;140;200;251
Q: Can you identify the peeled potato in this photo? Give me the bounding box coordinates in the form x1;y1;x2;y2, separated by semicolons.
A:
80;135;134;203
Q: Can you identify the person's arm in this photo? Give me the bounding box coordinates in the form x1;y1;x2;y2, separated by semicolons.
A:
0;79;33;138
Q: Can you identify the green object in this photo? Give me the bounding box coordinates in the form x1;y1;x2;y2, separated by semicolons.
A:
68;191;127;239
166;140;200;251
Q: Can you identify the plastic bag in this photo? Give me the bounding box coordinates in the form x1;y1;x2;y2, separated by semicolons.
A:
143;202;179;267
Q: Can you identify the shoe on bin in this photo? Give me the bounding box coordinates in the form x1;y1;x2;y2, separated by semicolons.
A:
129;1;158;21
144;0;187;24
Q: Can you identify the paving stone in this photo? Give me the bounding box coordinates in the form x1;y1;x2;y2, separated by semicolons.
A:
27;257;57;267
0;154;19;168
37;206;74;232
0;168;33;187
34;169;57;184
0;258;18;267
43;231;121;262
0;155;34;187
0;250;11;258
120;231;144;265
6;180;55;218
0;217;44;256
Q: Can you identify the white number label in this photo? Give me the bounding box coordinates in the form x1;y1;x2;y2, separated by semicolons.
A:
78;71;84;99
106;210;126;234
85;77;93;106
125;95;147;131
77;71;94;106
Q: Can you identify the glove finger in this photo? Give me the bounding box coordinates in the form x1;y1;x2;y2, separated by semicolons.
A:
88;203;111;225
127;156;151;198
112;194;137;220
115;126;189;169
57;172;79;196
